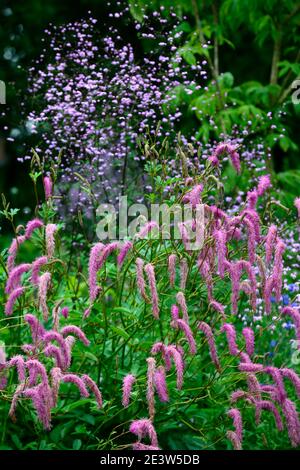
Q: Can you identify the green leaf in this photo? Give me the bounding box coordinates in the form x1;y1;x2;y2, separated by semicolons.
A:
73;439;82;450
110;326;130;340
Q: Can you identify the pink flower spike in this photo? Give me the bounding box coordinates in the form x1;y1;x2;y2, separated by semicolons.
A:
171;305;179;321
172;319;197;355
60;325;90;346
168;254;177;287
165;345;184;390
179;258;188;290
176;291;189;324
117;241;133;267
281;306;300;342
242;327;255;357
136;221;159;239
281;368;300;399
182;184;203;209
45;224;57;258
226;431;242;450
122;374;136;407
282;399;300;447
7;235;26;272
88;242;104;303
198;322;220;370
7;355;26;382
129;418;158;447
24;219;43;240
82;374;103;408
38;272;51;321
213;229;227;278
265;225;277;265
294;197;300;219
61;374;89;397
154;366;168;402
5;287;25;316
24;314;45;343
5;263;31;294
31;256;48;285
227;408;243;441
257;174;271;196
146;357;156;420
61;306;69;318
136;258;148;301
221;323;239;356
144;263;159;319
43;176;53;200
238;362;263;373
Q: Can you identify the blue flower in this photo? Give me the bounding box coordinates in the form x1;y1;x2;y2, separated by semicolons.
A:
270;340;277;348
270;296;276;304
282;294;290;305
284;321;293;330
288;284;295;292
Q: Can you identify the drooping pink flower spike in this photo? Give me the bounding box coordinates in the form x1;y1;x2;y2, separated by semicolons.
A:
182;184;203;209
136;221;159;239
87;242;105;303
220;323;239;356
60;373;89;397
226;430;242;450
294;197;300;219
144;263;159;319
227;408;243;441
43;176;53;200
180;258;188;290
5;287;25;316
24;218;43;240
213;229;227;278
176;291;189;324
257;174;271;196
198;322;220;371
154;366;169;403
281;399;300;447
164;345;184;390
38;272;51;321
117;240;133;267
281;306;300;343
122;374;136;408
280;368;300;399
31;256;48;285
82;374;103;408
7;235;26;272
24;314;45;343
171;319;197;355
265;225;277;266
135;258;148;301
5;263;31;294
129;418;159;448
146;357;156;420
60;325;90;346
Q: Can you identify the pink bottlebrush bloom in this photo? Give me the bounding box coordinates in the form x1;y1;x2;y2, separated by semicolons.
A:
132;443;160;450
45;224;57;258
5;263;31;294
24;314;45;343
24;218;43;240
243;217;256;264
208;154;219;166
23;383;52;430
136;221;159;239
247;190;258;210
281;306;300;342
209;300;225;319
43;176;53;200
231;390;249;403
60;325;90;346
6;355;26;382
227;408;243;441
273;239;285;302
228;261;243;315
9;383;25;421
38;272;51;321
97;242;119;269
50;367;61;407
242;209;261;241
60;373;89;397
82;374;103;408
0;345;6;365
221;323;239;356
117;240;133;267
178;221;190;250
176;291;189;324
281;399;300;447
240;260;257;312
7;235;26;272
256;255;266;292
238;362;263;373
182;184;203;209
136;258;148;301
52;303;61;331
179;258;188;290
31;256;48;285
168;254;177;287
165;345;184;390
226;430;242;450
43;331;70;370
294;197;300;218
257;174;271;196
171;305;179;321
61;306;69;318
240;352;252;363
154;366;168;402
144;263;159;319
230;149;241;174
281;368;300;399
122;374;136;407
265;225;277;266
26;359;49;386
242;327;255;357
44;345;65;369
171;319;197;355
129;418;158;448
5;287;25;316
151;342;165;355
88;242;104;303
198;322;220;370
255;401;283;431
146;357;156;420
264;367;287;403
213;229;227;278
264;276;275;315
